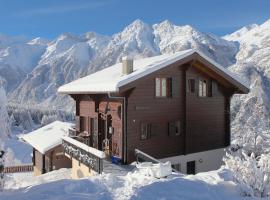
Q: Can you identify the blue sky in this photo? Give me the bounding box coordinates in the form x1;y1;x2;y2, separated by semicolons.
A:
0;0;270;39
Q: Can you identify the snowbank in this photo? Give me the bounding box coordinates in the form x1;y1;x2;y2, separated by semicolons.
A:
1;167;256;200
136;162;172;178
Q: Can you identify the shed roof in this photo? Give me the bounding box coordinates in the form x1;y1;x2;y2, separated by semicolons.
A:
58;49;249;94
21;121;74;154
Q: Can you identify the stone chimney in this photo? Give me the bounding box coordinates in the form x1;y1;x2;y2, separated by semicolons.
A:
122;56;133;75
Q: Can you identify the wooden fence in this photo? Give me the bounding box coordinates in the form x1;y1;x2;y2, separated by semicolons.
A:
3;164;33;173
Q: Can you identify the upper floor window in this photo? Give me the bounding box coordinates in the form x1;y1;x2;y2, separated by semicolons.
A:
198;79;207;97
155;77;172;97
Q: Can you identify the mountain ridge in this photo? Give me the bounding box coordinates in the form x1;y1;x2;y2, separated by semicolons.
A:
1;19;270;140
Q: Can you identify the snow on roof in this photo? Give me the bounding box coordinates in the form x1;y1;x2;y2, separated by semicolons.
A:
22;121;74;154
58;49;249;94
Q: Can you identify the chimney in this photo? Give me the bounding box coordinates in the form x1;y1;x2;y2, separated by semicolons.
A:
122;56;133;75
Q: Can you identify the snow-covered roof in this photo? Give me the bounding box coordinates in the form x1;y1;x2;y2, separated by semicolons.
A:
58;49;249;94
21;121;74;154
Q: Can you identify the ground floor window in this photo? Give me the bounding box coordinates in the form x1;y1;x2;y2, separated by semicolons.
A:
140;123;152;140
172;163;181;171
186;161;196;174
168;120;181;136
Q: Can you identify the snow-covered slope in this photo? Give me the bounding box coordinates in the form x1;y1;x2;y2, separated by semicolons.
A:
0;34;47;91
222;20;270;148
5;19;238;109
2;167;249;200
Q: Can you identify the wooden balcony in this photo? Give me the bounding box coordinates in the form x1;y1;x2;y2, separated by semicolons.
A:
62;136;105;174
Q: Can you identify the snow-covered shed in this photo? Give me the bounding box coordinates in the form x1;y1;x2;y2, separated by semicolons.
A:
22;121;74;176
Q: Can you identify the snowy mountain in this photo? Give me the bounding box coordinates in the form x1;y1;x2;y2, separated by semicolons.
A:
0;34;47;92
5;19;238;110
1;19;270;146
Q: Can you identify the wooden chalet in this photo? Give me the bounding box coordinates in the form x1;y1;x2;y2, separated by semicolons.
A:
58;49;249;176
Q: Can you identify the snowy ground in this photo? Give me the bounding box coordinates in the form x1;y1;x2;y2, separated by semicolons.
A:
1;167;262;200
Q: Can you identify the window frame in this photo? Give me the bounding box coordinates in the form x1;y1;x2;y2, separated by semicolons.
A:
155;77;172;98
140;122;152;140
198;79;207;97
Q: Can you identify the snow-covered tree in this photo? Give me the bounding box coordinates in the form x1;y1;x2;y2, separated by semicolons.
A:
0;86;11;139
224;151;270;197
41;114;58;126
0;150;5;191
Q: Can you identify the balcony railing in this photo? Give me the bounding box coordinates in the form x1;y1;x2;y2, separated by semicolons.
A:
62;136;105;174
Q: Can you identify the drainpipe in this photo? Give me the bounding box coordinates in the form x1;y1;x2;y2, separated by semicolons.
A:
107;92;127;164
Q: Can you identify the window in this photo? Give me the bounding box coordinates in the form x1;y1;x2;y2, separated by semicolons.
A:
155;77;172;97
187;161;196;174
172;163;181;172
198;79;207;97
188;79;195;93
140;123;152;140
168;120;181;136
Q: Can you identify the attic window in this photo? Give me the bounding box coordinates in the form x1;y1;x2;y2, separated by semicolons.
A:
155;77;172;97
198;79;207;97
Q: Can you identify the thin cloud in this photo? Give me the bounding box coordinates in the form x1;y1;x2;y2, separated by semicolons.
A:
14;1;110;17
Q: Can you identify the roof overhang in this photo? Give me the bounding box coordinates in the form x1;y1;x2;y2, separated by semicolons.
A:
58;49;249;95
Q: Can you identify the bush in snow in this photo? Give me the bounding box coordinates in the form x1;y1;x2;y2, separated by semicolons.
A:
0;150;5;191
224;151;270;197
0;86;11;139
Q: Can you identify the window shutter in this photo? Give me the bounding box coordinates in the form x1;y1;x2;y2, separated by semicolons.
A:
168;122;175;136
150;124;158;137
208;80;213;97
166;78;172;97
171;77;180;97
212;80;218;96
147;124;152;139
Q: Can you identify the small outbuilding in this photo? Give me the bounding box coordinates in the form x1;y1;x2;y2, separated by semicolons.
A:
22;121;73;176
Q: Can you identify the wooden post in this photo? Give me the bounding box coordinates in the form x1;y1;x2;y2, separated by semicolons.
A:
42;154;46;174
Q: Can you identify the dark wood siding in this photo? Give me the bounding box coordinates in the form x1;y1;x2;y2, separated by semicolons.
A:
185;67;227;153
126;63;185;162
75;95;123;159
125;62;231;163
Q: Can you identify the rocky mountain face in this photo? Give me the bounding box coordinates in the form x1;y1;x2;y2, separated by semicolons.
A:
1;19;270;140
